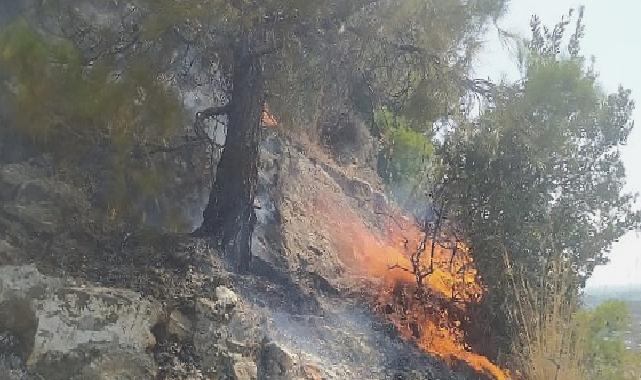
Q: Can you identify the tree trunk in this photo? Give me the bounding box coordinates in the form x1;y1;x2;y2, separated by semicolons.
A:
197;42;264;273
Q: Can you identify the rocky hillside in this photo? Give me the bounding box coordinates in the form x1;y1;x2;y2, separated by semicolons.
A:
0;131;487;379
0;2;504;379
2;1;638;379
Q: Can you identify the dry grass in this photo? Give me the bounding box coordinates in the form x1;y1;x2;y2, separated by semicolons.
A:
503;250;587;380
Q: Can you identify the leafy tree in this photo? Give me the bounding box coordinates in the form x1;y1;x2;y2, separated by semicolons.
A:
1;0;509;273
143;0;381;271
575;301;641;380
347;0;509;220
144;0;508;271
0;19;185;225
442;10;640;356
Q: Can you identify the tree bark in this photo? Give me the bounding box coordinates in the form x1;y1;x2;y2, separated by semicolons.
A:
197;42;264;273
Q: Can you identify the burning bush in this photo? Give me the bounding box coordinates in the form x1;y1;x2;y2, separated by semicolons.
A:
310;188;509;379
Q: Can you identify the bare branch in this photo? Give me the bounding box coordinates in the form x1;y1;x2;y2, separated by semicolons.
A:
196;104;230;120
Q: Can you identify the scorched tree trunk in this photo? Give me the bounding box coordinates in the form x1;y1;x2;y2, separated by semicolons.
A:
198;43;264;273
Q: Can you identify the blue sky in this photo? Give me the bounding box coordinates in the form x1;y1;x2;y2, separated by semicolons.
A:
475;0;641;288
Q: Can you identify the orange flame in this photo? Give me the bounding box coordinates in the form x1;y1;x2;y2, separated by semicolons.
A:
310;191;509;380
261;103;279;128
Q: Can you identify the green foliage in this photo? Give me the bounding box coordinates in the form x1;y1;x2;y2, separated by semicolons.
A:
142;0;338;40
441;13;640;356
141;0;237;40
142;0;362;129
357;0;508;129
143;0;508;134
375;108;434;204
575;301;641;380
0;19;186;224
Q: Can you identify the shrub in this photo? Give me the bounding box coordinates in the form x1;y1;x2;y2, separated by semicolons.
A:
507;251;641;380
375;108;434;207
0;19;186;225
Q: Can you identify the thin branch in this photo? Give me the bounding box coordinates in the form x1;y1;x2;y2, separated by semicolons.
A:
389;264;413;273
196;104;230;120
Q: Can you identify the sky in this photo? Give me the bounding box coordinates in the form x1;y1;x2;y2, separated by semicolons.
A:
474;0;641;288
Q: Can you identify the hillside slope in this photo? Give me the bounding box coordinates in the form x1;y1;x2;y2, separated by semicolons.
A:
0;132;500;379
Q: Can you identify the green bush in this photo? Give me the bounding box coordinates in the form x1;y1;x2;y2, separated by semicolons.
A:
375;108;434;205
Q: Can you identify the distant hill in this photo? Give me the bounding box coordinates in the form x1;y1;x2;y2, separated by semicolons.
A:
584;285;641;307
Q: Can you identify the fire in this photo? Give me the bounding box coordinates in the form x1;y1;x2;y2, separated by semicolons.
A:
310;191;509;380
261;103;279;128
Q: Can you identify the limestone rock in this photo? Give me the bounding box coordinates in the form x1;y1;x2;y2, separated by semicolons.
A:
230;354;258;380
259;341;296;380
0;239;19;265
167;309;193;342
257;340;329;380
0;265;161;379
31;287;160;363
216;286;240;309
300;363;325;380
194;291;262;376
195;287;239;322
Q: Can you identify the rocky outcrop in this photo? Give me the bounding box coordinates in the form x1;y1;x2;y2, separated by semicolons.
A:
0;265;161;379
0;162;91;235
0;146;481;380
194;287;262;379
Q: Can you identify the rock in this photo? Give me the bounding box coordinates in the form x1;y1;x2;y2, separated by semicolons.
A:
371;191;388;214
195;297;221;319
216;286;239;309
0;239;19;265
0;163;90;236
0;265;161;379
300;363;325;380
230;354;258;380
60;350;157;380
257;341;328;380
195;287;239;322
259;341;296;379
194;294;262;374
167;309;193;342
30;287;160;364
0;265;63;301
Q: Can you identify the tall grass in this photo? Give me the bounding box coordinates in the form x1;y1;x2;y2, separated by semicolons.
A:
503;249;586;380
